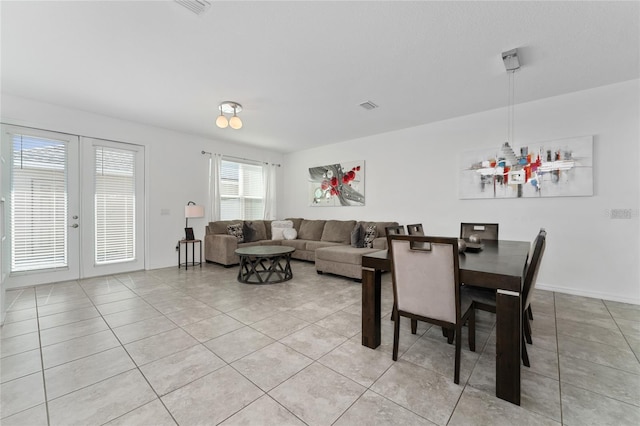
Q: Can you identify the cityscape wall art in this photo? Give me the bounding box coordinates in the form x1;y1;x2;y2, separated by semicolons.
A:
459;136;593;199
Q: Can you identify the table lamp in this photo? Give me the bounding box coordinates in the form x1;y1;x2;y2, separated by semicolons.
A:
184;201;204;240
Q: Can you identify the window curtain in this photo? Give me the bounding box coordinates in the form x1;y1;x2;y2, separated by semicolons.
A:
263;163;277;220
207;153;221;222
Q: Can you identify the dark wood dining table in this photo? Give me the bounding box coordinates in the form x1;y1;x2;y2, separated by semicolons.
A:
361;239;530;405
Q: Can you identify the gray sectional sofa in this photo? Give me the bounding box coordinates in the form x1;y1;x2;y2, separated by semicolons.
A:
204;218;398;280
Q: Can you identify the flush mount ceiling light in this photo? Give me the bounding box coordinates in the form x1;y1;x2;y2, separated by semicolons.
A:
216;101;243;130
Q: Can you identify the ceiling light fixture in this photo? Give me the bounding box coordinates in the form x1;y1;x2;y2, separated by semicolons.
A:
216;101;243;130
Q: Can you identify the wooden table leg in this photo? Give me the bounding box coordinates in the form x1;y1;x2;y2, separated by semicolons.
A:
496;288;522;405
362;268;381;348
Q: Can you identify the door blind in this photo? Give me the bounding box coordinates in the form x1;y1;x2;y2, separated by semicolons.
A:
11;134;68;272
95;146;136;264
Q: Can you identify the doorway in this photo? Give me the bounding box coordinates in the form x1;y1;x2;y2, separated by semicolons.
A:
1;125;145;288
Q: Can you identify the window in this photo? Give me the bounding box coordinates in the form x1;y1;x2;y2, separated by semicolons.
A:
94;146;136;264
10;134;68;272
220;160;264;220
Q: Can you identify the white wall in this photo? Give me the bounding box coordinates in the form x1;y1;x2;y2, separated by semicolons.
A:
281;80;640;304
0;94;284;273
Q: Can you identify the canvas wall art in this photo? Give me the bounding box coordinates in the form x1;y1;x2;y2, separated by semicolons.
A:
309;161;365;206
459;136;593;199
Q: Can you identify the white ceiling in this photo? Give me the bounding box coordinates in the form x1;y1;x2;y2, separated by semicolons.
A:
2;1;638;153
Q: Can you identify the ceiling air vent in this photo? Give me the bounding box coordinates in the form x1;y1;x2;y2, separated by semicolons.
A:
175;0;212;16
359;101;379;110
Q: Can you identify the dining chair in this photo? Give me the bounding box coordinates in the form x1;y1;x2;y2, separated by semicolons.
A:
460;222;535;321
460;223;499;240
406;224;424;236
387;234;476;384
385;225;406;235
467;228;546;367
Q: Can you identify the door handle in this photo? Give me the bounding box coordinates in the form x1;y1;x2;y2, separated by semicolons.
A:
70;223;79;228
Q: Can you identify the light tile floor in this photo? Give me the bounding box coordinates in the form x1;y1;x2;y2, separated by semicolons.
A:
1;261;639;425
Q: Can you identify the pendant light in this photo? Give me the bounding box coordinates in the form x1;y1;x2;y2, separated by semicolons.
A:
229;104;243;129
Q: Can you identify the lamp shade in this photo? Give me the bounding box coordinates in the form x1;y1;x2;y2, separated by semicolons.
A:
229;116;242;130
185;204;204;218
216;115;229;128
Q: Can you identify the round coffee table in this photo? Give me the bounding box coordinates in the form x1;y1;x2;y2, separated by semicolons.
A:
234;245;295;284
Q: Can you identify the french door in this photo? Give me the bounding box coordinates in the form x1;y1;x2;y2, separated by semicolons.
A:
2;125;144;287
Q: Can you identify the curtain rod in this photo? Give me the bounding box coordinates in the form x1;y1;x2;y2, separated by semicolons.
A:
201;150;281;167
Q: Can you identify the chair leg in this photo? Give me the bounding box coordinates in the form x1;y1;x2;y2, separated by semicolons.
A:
411;319;417;334
390;304;396;321
454;325;462;384
528;306;534;321
392;311;400;361
523;314;533;344
447;328;454;344
468;309;476;352
521;335;530;367
441;327;448;337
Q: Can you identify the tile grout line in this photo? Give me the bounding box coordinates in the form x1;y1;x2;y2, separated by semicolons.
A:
553;292;565;425
34;286;52;426
603;300;640;365
78;275;183;426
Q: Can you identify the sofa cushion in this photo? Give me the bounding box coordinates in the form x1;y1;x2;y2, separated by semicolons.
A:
316;245;381;265
271;220;293;240
211;220;242;234
375;222;399;237
298;220;326;240
321;220;356;245
283;228;297;240
285;218;304;233
372;236;388;250
280;239;307;250
363;224;377;248
242;222;256;243
305;240;342;252
350;223;362;248
227;223;244;243
237;241;263;248
264;220;272;240
244;221;267;242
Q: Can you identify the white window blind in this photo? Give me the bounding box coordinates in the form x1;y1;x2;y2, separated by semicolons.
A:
95;146;136;264
220;160;264;220
11;134;68;272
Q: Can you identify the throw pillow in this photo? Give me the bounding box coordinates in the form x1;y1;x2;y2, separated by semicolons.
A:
227;223;244;243
283;228;297;240
350;223;362;248
271;220;293;240
242;222;256;243
363;224;377;248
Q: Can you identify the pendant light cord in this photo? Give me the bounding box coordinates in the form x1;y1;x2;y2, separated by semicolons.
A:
507;69;516;144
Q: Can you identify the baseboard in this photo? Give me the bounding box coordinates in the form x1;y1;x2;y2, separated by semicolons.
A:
537;282;640;305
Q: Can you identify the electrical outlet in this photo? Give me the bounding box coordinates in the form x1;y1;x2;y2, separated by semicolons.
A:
610;209;632;219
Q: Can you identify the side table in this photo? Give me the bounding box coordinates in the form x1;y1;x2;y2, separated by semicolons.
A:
178;239;202;269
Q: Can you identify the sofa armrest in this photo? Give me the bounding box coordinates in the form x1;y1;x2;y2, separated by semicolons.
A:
372;237;388;250
205;233;240;265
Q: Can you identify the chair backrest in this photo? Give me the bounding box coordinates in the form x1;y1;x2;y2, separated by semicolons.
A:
460;223;499;240
522;229;547;311
386;225;406;236
387;234;460;324
406;224;424;236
